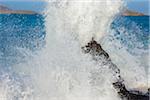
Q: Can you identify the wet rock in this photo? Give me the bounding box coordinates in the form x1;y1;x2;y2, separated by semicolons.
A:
82;38;122;81
113;82;149;100
82;38;149;100
81;38;109;59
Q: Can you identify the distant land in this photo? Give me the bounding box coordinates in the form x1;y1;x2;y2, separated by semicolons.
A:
0;5;37;14
0;5;148;16
122;9;145;16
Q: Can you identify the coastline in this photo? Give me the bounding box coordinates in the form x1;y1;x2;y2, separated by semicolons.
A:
0;5;148;16
0;10;37;14
0;5;37;15
0;11;148;16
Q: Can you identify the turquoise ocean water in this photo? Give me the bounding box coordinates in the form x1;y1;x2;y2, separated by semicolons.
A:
0;14;149;99
0;14;149;66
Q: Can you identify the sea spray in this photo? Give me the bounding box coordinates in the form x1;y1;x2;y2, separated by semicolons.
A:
12;0;124;99
2;0;148;100
0;69;33;100
101;18;149;92
45;0;123;46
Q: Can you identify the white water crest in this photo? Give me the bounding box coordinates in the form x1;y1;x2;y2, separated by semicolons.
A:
0;0;149;100
45;0;123;46
12;0;123;100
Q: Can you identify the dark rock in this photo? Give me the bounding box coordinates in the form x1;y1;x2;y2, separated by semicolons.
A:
113;82;149;100
82;38;109;59
82;38;149;100
82;38;122;81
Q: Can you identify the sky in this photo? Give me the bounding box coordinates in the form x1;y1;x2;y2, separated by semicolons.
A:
126;0;149;15
0;0;149;15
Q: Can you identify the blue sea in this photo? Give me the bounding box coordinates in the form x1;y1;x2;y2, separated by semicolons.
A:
0;14;149;65
0;14;149;99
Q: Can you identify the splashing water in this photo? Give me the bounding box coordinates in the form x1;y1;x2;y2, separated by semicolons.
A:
101;16;149;92
0;0;149;100
14;0;123;100
45;0;123;46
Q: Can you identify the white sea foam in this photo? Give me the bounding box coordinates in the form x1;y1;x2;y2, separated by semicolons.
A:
101;34;148;92
0;0;148;100
45;0;123;46
11;0;123;100
0;70;33;100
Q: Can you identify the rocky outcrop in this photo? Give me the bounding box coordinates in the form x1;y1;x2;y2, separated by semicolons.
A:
82;38;122;82
113;82;149;100
82;38;149;100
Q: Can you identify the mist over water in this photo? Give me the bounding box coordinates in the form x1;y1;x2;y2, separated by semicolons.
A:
0;0;149;100
45;0;123;46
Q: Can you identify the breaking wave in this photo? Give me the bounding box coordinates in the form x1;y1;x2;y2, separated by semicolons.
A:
0;0;149;100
